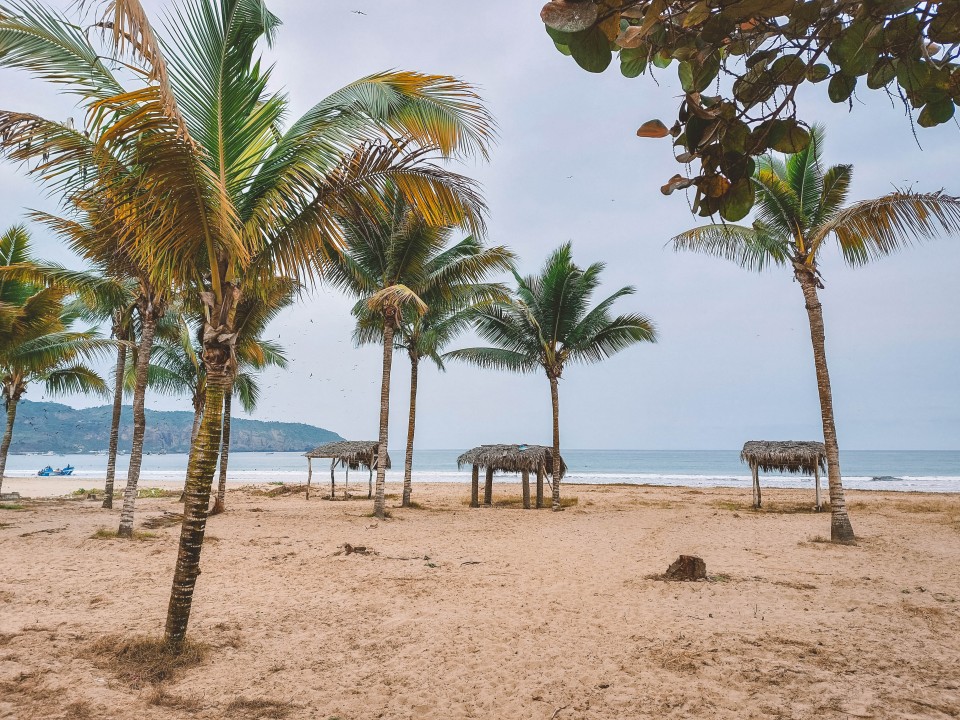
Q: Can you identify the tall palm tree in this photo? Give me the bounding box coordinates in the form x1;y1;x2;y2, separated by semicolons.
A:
1;0;491;643
211;276;294;514
672;126;960;544
0;226;110;491
448;243;657;510
353;236;511;508
30;207;172;532
327;190;513;517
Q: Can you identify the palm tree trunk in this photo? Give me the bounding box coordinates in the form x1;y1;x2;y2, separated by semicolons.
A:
117;309;157;538
102;340;127;510
210;390;232;515
374;317;395;519
0;398;19;495
549;374;562;511
190;407;202;445
796;266;855;544
165;367;229;644
402;354;418;508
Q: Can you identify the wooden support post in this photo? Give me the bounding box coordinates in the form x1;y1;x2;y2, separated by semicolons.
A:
345;462;350;500
814;466;822;512
751;464;761;508
484;467;493;506
330;458;336;500
522;470;530;509
470;465;479;508
306;457;312;500
536;466;544;508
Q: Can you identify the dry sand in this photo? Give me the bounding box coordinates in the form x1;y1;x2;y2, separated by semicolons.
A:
1;482;959;720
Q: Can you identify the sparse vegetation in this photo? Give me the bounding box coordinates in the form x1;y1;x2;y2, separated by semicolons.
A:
89;528;157;541
85;635;206;688
225;697;296;719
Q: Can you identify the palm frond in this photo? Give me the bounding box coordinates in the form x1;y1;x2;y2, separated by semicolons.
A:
443;346;538;373
671;222;790;271
811;191;960;266
43;363;107;398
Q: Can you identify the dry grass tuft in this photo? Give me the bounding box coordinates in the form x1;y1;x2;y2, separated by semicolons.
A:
63;700;96;719
146;686;204;711
85;635;206;688
225;697;296;718
251;483;307;498
141;512;183;529
89;528;157;541
0;503;24;511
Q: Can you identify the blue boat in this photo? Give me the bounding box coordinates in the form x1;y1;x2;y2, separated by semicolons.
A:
37;465;74;477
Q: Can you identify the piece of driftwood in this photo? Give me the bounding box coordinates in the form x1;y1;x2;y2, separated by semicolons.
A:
664;555;706;581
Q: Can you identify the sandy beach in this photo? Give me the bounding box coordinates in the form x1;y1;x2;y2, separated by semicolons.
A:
1;482;959;719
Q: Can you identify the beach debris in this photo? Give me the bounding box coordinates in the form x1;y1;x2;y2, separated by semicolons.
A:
664;555;707;581
338;543;371;556
0;492;21;501
19;526;66;537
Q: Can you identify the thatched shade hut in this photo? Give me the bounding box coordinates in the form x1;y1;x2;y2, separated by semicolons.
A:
457;444;566;510
305;441;390;500
740;440;826;510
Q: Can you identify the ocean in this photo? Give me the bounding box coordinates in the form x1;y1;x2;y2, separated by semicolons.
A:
5;449;959;493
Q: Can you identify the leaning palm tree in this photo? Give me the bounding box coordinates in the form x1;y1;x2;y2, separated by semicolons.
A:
0;227;110;490
447;243;657;510
672;126;960;544
353;236;511;508
1;0;491;643
327;190;513;517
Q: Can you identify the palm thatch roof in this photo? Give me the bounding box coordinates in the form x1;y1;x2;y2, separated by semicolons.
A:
305;441;391;470
740;441;826;475
457;444;566;476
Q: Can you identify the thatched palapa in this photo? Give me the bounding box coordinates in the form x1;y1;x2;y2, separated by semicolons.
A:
740;440;826;510
305;441;390;500
457;444;565;510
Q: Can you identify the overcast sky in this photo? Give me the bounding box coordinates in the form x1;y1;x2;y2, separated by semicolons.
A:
1;1;958;450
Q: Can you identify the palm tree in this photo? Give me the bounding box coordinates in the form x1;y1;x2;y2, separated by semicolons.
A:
327;190;513;517
352;236;511;508
1;0;491;642
672;126;960;544
448;243;657;510
0;226;110;491
212;277;294;514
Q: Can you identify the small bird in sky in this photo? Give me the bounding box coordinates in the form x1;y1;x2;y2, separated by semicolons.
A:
351;10;366;15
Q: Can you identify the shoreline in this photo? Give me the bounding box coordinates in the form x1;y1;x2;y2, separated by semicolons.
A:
3;475;959;500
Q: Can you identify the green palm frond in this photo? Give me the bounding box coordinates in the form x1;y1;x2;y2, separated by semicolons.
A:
808;163;853;231
753;168;803;239
233;371;260;413
785;124;824;222
443;346;538;373
567;313;657;365
671;223;791;271
43;364;108;398
0;0;124;98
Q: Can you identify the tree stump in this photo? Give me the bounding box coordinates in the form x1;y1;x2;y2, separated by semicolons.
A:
665;555;706;581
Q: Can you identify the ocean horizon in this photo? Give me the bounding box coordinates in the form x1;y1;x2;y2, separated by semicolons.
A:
6;448;959;494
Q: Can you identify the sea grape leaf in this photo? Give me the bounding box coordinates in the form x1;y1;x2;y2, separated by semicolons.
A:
637;119;670;138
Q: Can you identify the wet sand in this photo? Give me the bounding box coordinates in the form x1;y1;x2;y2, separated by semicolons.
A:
1;482;958;719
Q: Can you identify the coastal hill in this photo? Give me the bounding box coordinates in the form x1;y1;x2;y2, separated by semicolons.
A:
9;400;343;454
